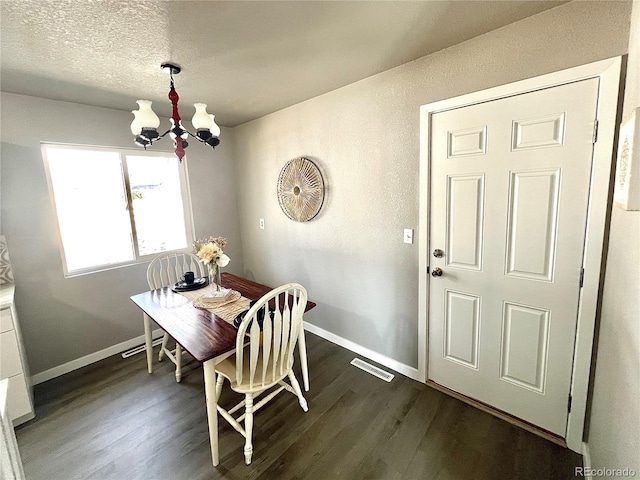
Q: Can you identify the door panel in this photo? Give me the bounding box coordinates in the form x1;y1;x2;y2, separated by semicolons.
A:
444;290;480;369
448;126;488;157
512;112;566;150
446;174;485;270
499;302;550;393
428;78;599;436
505;169;560;281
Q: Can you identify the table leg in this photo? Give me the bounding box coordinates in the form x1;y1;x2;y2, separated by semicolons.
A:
143;313;153;374
203;360;219;466
298;326;309;392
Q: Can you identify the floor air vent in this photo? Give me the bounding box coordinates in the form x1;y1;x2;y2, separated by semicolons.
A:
121;338;163;358
350;358;394;382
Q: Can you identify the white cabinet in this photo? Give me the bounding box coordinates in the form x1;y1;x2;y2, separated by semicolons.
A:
1;378;26;479
0;286;34;426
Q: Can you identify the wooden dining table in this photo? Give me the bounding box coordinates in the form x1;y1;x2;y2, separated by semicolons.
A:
130;272;316;466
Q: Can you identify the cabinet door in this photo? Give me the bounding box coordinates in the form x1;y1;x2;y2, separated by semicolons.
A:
7;374;31;421
1;378;27;479
0;307;13;333
0;332;21;378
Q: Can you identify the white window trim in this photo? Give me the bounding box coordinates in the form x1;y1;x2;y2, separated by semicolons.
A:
41;143;196;277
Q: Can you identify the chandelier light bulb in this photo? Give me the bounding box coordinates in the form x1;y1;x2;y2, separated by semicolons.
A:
192;103;213;130
210;115;221;137
130;111;142;135
135;100;160;129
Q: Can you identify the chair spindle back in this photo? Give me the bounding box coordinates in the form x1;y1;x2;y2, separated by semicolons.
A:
235;284;308;389
147;253;205;290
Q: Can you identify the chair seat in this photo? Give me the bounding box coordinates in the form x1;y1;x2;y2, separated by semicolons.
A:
216;346;291;393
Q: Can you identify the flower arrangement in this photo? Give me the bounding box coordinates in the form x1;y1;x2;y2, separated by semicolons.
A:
194;236;230;289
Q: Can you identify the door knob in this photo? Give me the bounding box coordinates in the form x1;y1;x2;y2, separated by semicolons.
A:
431;267;443;277
433;249;444;258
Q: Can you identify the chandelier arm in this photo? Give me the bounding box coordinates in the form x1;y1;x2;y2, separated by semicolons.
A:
184;129;200;140
185;130;216;147
157;128;173;140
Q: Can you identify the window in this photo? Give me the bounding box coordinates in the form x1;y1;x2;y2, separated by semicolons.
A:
42;144;194;276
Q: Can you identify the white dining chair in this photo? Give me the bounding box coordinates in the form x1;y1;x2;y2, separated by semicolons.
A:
147;252;206;382
214;283;309;465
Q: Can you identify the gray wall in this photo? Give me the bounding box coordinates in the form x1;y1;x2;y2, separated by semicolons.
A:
1;3;637;471
586;1;640;476
233;1;632;368
0;93;243;375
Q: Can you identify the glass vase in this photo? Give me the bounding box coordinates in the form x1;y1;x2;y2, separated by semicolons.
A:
208;265;221;291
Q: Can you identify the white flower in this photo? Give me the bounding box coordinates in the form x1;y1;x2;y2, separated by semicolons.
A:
197;243;219;264
216;253;230;267
196;241;230;269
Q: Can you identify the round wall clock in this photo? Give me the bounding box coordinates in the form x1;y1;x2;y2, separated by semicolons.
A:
277;157;325;222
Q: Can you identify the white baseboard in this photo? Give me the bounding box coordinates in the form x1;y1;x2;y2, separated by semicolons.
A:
582;442;593;480
303;321;421;382
30;329;164;385
32;323;421;386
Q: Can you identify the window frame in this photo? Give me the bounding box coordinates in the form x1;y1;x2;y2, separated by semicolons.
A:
42;143;196;277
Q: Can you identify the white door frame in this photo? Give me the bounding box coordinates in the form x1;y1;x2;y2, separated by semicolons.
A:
417;57;622;452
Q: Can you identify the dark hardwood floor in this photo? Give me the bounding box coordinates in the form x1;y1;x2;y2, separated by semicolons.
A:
16;332;582;480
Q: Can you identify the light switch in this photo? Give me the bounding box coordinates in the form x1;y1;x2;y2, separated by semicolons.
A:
259;218;265;230
404;228;413;244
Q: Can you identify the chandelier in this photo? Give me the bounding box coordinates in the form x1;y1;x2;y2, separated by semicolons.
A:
130;63;220;161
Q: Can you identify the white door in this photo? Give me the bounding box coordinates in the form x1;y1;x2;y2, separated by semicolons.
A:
428;78;599;436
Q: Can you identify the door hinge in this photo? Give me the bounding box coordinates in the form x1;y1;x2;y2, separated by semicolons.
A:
579;268;585;288
568;394;573;413
427;266;430;274
592;119;599;143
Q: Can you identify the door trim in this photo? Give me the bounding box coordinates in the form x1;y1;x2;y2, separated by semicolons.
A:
417;57;623;452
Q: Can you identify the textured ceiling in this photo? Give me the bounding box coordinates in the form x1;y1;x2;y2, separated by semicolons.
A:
1;1;566;127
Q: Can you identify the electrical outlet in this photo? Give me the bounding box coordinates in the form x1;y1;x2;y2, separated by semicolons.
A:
259;218;265;230
404;228;413;244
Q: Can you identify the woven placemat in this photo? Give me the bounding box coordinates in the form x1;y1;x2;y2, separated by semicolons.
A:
177;285;250;325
